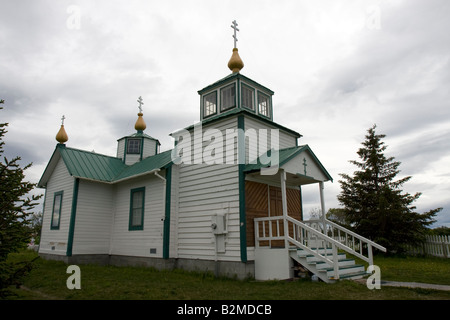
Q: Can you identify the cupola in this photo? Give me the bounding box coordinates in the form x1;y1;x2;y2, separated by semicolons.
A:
117;97;161;165
197;21;274;122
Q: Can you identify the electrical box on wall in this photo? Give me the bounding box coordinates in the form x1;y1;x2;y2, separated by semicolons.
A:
211;212;227;254
211;213;227;235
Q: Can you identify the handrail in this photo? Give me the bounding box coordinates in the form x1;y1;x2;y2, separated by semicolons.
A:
255;216;344;279
254;215;387;278
285;216;371;266
304;219;387;253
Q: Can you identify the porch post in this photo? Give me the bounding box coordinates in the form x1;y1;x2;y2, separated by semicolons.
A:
319;181;327;234
280;169;289;248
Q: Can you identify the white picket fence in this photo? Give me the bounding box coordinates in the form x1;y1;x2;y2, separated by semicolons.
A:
407;235;450;258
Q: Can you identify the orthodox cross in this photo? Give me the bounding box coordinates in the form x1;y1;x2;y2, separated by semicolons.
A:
303;157;307;175
231;20;239;48
61;115;66;125
137;96;144;113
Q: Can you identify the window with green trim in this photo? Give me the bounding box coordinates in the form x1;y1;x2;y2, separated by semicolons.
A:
51;191;63;230
258;92;270;117
129;187;145;230
241;84;254;110
221;83;236;111
203;92;217;117
127;139;141;154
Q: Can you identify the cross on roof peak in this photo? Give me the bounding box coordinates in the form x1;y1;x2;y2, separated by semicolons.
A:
231;20;239;49
61;115;66;125
137;96;144;113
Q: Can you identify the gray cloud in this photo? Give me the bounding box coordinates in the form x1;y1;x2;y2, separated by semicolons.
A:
1;0;449;227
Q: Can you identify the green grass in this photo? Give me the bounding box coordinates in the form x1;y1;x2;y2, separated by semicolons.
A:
4;250;450;300
375;254;450;285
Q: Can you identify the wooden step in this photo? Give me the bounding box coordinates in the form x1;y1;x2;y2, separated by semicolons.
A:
290;248;368;282
323;264;366;278
315;258;355;270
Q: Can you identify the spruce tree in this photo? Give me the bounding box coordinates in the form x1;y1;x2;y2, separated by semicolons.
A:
337;124;441;253
0;99;42;296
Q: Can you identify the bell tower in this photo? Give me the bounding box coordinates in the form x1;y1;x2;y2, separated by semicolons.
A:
117;96;161;165
197;21;274;122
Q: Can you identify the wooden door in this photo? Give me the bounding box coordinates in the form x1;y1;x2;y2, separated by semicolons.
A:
246;181;302;247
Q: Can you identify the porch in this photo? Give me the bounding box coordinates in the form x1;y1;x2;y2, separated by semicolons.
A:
243;146;387;282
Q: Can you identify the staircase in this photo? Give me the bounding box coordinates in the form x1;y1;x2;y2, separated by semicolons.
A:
254;216;386;282
290;247;367;283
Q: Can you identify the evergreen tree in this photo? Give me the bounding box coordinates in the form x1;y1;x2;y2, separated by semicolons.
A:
0;99;42;297
337;124;441;253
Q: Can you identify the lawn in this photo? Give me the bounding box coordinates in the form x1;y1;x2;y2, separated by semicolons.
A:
3;250;450;300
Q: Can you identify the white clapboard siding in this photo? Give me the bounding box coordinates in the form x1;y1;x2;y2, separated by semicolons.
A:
177;117;241;261
110;174;166;258
117;139;125;160
39;157;74;255
282;150;328;181
142;138;158;159
72;180;114;255
244;116;297;163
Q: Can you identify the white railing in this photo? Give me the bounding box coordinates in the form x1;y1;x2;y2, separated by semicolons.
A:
255;216;342;279
303;219;387;265
254;216;387;279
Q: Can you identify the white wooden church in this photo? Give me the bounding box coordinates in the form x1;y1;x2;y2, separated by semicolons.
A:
38;22;385;282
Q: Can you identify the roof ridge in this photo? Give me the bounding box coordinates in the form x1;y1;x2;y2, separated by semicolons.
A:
63;146;120;160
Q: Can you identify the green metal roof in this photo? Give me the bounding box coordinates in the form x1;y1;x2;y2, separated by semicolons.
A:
59;146;126;182
39;145;173;187
113;149;173;182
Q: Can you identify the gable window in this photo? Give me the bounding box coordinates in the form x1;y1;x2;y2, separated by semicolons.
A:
129;187;145;230
51;191;63;230
221;83;236;111
241;84;254;110
127;139;141;154
258;92;270;118
203;92;217;117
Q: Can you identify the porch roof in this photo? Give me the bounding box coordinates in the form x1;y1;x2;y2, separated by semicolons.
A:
244;145;333;184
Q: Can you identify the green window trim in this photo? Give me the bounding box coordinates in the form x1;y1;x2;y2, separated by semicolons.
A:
257;91;271;119
127;138;142;155
203;91;218;118
50;191;63;230
220;83;236;112
241;84;255;111
129;187;145;231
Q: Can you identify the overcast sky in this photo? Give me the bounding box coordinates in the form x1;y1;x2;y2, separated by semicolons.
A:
1;0;449;227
